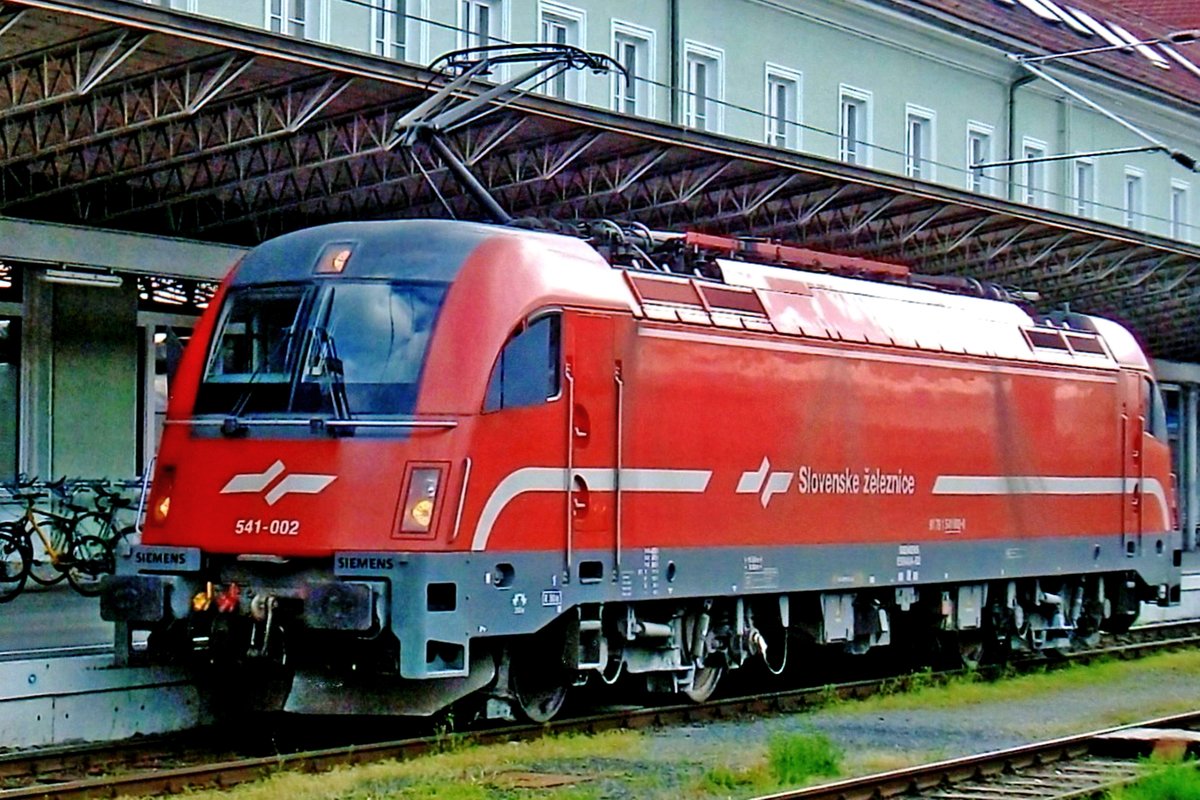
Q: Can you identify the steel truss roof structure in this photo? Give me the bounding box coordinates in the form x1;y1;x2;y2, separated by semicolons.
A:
2;0;1200;359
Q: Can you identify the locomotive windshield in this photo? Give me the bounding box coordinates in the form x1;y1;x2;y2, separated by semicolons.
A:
195;281;447;419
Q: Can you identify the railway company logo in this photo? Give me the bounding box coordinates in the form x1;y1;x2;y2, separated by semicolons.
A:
220;460;337;506
737;457;793;508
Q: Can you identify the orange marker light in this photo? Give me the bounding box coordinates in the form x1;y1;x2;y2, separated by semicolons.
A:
410;498;435;529
148;465;175;527
315;242;355;274
400;468;442;534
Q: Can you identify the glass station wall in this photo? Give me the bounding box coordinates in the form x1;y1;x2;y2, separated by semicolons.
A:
1162;379;1200;551
0;260;210;485
51;281;140;478
0;319;18;482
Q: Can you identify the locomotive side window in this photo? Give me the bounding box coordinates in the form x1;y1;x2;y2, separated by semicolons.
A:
207;287;307;381
196;286;310;413
484;314;561;411
1144;376;1169;441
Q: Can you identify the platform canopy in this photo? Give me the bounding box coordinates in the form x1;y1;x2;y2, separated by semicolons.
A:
2;0;1200;359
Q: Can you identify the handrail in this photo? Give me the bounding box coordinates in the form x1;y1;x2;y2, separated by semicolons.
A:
565;360;576;581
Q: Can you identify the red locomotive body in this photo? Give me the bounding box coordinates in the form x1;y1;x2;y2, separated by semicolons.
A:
103;219;1180;720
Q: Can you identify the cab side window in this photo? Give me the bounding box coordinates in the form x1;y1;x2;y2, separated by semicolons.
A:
484;314;561;411
1144;376;1168;440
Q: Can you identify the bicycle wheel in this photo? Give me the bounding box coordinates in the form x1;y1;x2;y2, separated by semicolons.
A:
27;519;70;586
67;535;115;597
0;528;30;603
74;508;117;539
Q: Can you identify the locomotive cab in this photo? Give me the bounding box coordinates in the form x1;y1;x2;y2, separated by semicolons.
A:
102;220;636;715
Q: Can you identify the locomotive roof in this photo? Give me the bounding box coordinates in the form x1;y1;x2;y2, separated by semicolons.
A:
230;219;575;286
719;260;1031;323
721;257;1148;370
636;254;1144;371
227;217;1148;372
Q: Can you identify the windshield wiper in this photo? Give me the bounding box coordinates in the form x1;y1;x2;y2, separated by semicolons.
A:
309;327;352;423
222;326;296;437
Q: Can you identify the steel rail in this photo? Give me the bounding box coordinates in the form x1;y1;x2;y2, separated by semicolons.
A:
2;623;1200;799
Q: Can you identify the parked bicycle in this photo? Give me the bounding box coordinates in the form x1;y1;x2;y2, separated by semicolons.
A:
0;528;29;603
64;481;141;595
0;477;136;598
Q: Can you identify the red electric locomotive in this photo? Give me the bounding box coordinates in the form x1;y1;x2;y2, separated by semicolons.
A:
102;219;1181;721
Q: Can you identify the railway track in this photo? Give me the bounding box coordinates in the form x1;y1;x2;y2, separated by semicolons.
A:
750;711;1200;800
3;621;1200;800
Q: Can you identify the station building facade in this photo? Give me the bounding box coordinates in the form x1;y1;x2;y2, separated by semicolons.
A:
143;0;1200;239
3;0;1200;542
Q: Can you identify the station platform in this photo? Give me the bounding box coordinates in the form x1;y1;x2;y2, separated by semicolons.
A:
0;652;198;746
0;586;198;747
0;586;112;657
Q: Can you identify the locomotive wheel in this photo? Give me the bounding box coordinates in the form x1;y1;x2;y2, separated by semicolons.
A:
511;664;569;723
683;666;722;703
956;634;986;670
1101;610;1138;634
932;631;986;670
202;665;294;720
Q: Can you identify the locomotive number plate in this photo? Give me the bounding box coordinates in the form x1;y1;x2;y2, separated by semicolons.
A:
234;518;301;536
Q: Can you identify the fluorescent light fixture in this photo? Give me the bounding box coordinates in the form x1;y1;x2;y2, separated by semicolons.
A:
41;268;123;288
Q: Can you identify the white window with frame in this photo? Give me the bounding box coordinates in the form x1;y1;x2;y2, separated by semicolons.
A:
838;86;872;166
371;0;424;63
1123;166;1145;230
683;41;724;133
1021;137;1047;207
538;2;586;102
764;65;802;151
1073;158;1096;219
904;104;936;180
144;0;198;11
267;0;328;41
1171;179;1190;241
611;21;654;118
459;0;507;51
966;122;995;195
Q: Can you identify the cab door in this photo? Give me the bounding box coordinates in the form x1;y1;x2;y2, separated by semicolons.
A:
564;312;619;585
470;312;568;552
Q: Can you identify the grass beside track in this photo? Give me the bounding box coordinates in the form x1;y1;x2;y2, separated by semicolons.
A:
1107;760;1200;799
138;649;1200;800
854;649;1200;733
